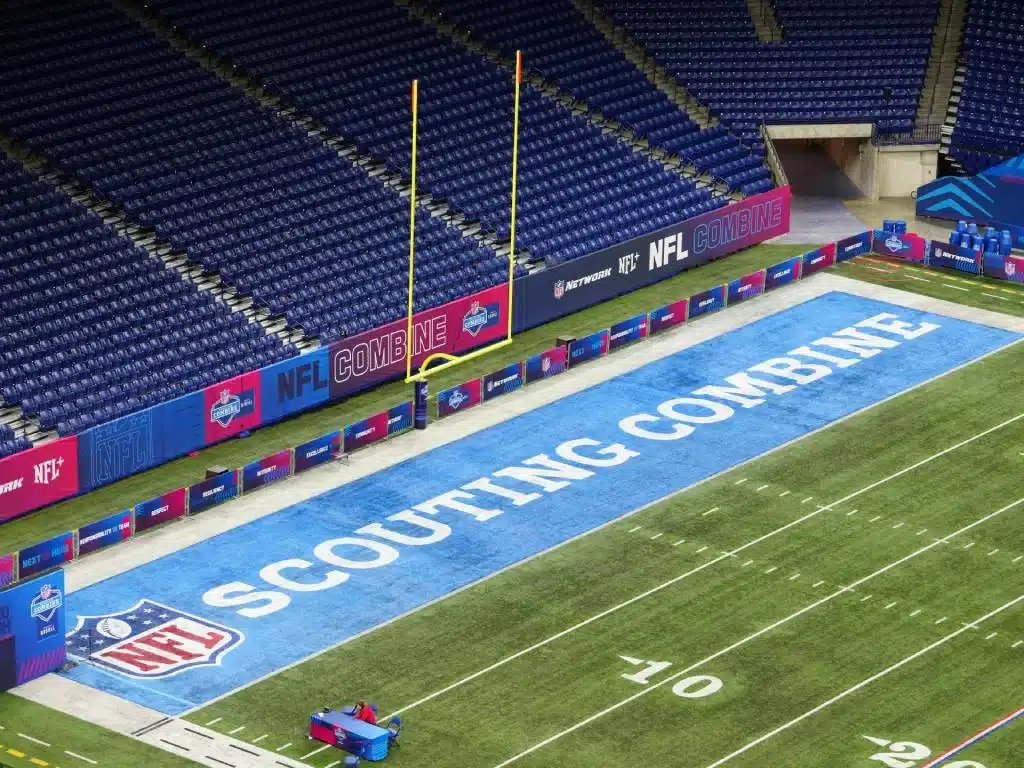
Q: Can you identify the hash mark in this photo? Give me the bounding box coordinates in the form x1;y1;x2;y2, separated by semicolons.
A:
935;616;948;625
943;283;970;292
813;580;825;587
673;539;686;547
778;490;790;498
756;484;770;492
252;735;268;744
734;478;748;485
910;609;922;617
628;526;642;533
988;549;999;556
276;743;292;752
846;509;858;517
860;594;873;602
964;542;975;550
696;546;709;553
649;533;663;540
916;529;928;536
764;566;778;574
885;601;898;610
869;515;882;522
702;507;720;516
742;560;754;567
789;572;801;581
1013;641;1023;649
17;734;50;747
65;752;98;765
892;522;904;529
1013;555;1023;563
228;726;245;735
985;632;998;640
802;497;814;504
982;292;1010;301
206;718;222;726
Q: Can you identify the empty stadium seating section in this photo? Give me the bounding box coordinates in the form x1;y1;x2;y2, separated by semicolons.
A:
947;0;1024;174
144;0;731;265
0;154;293;438
417;0;772;196
601;0;936;142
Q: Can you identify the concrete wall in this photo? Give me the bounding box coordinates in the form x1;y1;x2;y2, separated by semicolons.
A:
767;123;874;140
876;145;938;198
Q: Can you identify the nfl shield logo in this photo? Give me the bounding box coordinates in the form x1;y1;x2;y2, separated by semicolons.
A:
553;280;565;299
1007;260;1016;277
65;600;243;679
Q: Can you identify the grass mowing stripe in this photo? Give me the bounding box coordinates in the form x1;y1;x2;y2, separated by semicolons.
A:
489;497;1024;767
703;595;1024;768
382;413;1024;721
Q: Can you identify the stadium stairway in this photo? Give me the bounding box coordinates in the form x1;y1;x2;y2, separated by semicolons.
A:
409;0;771;198
916;0;967;135
745;0;785;43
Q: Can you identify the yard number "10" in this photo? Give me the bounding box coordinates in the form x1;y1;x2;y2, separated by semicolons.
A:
619;656;724;699
864;736;986;768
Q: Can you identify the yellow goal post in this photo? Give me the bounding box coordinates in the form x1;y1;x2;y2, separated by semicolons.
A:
404;51;523;383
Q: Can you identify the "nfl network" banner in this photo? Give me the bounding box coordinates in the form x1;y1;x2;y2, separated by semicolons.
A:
438;378;483;418
386;401;414;435
928;240;983;275
483;362;524;401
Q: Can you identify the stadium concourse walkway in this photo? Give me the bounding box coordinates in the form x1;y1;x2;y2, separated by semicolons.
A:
12;273;1023;767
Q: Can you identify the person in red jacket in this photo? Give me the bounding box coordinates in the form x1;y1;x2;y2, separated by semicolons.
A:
353;701;377;725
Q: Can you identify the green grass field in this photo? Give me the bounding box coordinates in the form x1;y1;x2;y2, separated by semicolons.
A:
179;329;1022;767
0;242;812;554
3;252;1023;768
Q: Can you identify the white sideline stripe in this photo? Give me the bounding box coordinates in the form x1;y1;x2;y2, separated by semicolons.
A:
701;594;1024;768
301;743;332;759
383;417;1024;722
65;751;98;765
489;499;1024;767
17;733;50;747
188;385;1024;720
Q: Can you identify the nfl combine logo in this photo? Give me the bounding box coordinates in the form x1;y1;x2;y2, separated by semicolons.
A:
447;389;469;410
462;302;489;337
65;599;243;679
1007;260;1016;276
210;389;242;428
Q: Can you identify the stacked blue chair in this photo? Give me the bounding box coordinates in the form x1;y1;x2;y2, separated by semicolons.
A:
0;422;32;458
144;0;727;265
416;0;771;193
0;154;295;436
602;0;937;143
0;0;510;345
947;0;1024;171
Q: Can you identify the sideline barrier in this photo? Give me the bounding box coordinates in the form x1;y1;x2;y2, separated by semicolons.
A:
524;346;567;383
649;299;688;334
836;232;872;262
802;243;837;277
134;487;187;533
0;189;791;520
386;402;414;436
0;553;15;588
872;230;927;262
689;285;727;319
765;256;803;289
294;432;342;474
483;362;524;401
242;450;292;493
188;470;239;513
438;378;483;418
77;510;131;556
727;270;766;306
18;532;74;581
344;411;389;453
608;313;649;351
568;329;610;367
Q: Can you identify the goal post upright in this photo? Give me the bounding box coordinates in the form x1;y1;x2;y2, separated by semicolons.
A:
405;51;522;384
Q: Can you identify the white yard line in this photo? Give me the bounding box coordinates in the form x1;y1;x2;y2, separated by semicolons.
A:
17;733;50;747
701;594;1024;768
378;423;1022;721
488;499;1024;767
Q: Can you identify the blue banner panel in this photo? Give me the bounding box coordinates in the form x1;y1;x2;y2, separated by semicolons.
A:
259;348;331;424
242;450;292;493
188;470;240;513
688;285;726;319
608;313;648;351
727;270;765;305
524;346;568;383
836;231;872;261
568;329;610;367
0;570;66;685
513;186;792;331
77;510;132;556
483;362;524;401
18;533;74;581
765;257;803;290
134;488;187;533
387;402;413;435
293;432;342;474
438;379;482;418
928;240;983;274
649;299;688;334
156;390;205;462
77;409;158;492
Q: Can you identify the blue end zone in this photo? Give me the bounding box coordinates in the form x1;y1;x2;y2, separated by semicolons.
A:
62;292;1020;714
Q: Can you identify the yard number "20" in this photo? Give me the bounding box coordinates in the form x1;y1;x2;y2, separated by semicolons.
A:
865;736;986;768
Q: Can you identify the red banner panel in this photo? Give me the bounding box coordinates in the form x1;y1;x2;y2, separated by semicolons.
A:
0;437;80;523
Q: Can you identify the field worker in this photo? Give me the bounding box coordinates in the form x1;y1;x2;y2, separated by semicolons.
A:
354;701;378;725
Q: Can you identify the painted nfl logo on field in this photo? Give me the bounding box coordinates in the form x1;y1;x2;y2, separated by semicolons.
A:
66;600;243;679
